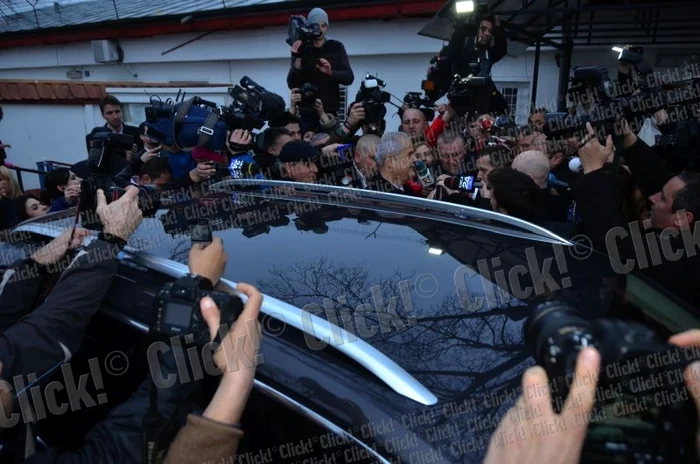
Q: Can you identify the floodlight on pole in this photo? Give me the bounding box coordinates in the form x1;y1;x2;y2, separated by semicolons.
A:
456;0;475;14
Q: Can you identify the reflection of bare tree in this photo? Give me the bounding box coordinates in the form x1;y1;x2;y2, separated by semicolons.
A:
257;258;529;462
169;239;190;264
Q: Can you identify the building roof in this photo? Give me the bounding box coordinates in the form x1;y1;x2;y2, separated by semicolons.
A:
0;0;290;34
0;80;229;104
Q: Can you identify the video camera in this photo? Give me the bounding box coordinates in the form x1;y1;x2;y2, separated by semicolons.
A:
447;71;489;117
525;299;698;463
422;46;452;102
286;15;323;70
544;50;664;142
403;92;435;121
144;76;285;153
355;74;391;124
79;131;162;230
151;274;244;346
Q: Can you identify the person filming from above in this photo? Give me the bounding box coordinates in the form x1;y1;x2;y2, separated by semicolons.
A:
287;8;354;117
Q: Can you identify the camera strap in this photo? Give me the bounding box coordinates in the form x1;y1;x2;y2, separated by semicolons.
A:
197;112;221;149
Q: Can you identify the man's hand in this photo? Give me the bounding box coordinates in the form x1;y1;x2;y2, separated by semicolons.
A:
200;283;263;425
317;58;332;76
229;129;253;149
189;236;227;286
443;104;456;124
96;186;143;241
31;228;91;266
291;41;303;70
483;348;601;464
64;184;81;204
578;122;613;174
321;143;341;156
669;330;700;459
346;103;366;129
653;109;669;126
140;146;161;163
190;162;218;183
290;89;302;114
314;99;325;116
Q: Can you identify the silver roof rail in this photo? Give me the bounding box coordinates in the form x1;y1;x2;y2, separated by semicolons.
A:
9;224;438;406
210;179;573;246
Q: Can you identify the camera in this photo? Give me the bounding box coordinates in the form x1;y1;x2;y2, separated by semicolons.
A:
151;275;244;346
525;300;699;463
403;92;435;121
422;46;452;102
447;72;489;116
78;132;162;230
296;83;318;107
355;74;391;124
286;15;323;70
144;76;285;153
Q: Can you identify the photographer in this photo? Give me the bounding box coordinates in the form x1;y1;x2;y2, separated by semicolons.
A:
85;95;142;159
447;15;507;82
289;89;337;135
287;8;354;117
573;121;700;306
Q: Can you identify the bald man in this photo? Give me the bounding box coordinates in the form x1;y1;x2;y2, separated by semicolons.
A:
512;150;571;224
512;150;551;188
353;134;380;188
401;109;428;140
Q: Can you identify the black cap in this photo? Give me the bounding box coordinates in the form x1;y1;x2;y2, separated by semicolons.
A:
279;141;320;163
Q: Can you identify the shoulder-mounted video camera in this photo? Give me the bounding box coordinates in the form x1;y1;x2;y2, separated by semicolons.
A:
286;15;323;70
144;77;285;153
151;274;244;346
355;74;391;124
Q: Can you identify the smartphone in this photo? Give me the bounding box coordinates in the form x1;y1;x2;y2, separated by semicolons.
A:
190;219;212;244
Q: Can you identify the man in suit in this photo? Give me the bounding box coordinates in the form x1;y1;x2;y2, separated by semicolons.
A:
85;95;142;158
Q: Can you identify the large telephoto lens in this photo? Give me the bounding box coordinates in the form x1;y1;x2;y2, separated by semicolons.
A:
524;300;594;370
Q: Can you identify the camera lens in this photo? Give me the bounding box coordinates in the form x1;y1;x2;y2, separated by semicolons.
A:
524;300;594;370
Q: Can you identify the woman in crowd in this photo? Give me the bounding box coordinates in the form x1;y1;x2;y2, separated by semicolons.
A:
0;166;22;199
44;168;82;212
486;166;539;221
14;194;49;222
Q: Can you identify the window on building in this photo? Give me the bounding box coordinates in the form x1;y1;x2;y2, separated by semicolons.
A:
499;87;519;118
337;85;348;123
122;104;149;126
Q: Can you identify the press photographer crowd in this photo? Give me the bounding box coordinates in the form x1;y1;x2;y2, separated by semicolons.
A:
2;4;700;463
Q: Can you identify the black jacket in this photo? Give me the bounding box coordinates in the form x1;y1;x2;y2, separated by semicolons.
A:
287;39;354;116
571;139;700;307
535;188;572;224
0;239;121;381
366;174;422;196
446;23;507;79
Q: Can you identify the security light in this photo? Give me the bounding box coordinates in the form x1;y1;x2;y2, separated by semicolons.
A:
456;0;475;14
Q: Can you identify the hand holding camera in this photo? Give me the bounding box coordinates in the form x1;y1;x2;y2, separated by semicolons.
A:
140;145;162;163
346;103;366;129
64;184;81;204
200;283;263;426
96;186;144;241
189;236;227;288
484;348;601;464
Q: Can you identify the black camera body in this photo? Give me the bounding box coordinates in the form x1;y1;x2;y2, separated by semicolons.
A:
525;300;699;463
297;83;318;107
355;74;391;124
403;92;435;121
447;72;489;116
87;131;134;174
422;46;452;102
151;275;244;346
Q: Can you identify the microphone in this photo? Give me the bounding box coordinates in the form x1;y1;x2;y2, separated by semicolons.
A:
547;173;570;189
229;159;262;179
414;160;435;188
569;157;582;173
443;175;482;193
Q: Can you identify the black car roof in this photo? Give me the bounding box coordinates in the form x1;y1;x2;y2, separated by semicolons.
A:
9;181;700;463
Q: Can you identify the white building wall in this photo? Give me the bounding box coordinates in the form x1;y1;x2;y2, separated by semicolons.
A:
0;17;686;187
